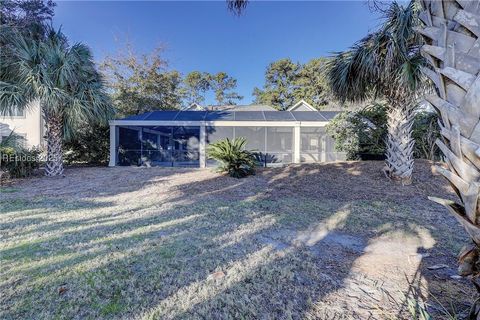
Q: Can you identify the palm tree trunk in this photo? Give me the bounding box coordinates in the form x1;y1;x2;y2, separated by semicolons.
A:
45;115;64;176
419;0;480;314
383;102;416;185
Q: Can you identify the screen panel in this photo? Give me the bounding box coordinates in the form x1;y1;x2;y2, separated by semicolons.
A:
319;111;339;121
206;126;234;144
291;111;325;121
266;127;294;165
266;127;293;152
172;126;200;166
145;111;179;121
264;111;295;121
119;126;141;150
175;111;207;121
300;127;325;162
234;126;266;151
234;111;266;121
205;111;234;121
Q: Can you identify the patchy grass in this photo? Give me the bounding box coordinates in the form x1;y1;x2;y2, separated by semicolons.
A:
0;161;473;319
0;187;19;194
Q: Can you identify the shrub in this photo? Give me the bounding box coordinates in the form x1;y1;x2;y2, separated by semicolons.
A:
412;111;441;161
207;137;256;178
327;104;441;161
326;103;387;160
64;122;110;165
0;133;40;179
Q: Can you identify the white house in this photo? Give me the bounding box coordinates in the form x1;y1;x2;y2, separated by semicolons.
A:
0;100;45;147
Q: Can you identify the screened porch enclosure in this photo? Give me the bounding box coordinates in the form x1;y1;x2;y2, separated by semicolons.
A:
118;126;200;167
109;110;346;168
206;126;294;166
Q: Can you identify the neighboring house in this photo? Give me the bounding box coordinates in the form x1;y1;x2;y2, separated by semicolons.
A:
109;100;346;168
287;100;317;111
0;100;45;148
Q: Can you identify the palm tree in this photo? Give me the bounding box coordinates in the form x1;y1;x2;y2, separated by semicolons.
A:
227;0;248;15
0;26;113;176
419;0;480;310
327;0;427;185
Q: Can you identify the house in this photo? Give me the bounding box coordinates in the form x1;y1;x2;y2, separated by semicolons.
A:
109;101;346;168
287;100;317;111
0;100;45;148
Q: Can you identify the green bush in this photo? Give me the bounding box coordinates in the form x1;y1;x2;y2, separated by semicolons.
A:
207;137;256;178
326;104;441;160
0;145;40;179
412;111;441;160
0;132;40;178
64;122;110;165
326;103;387;160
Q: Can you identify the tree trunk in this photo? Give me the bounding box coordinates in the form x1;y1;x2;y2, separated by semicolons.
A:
45;115;64;176
419;0;480;316
383;103;416;185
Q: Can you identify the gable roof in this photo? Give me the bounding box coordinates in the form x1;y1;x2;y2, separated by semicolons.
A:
183;103;206;111
287;100;316;111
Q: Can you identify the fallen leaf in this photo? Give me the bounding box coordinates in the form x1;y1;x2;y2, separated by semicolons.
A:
58;286;68;295
207;271;225;281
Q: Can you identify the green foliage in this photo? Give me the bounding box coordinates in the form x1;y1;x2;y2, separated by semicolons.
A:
101;45;183;116
207;137;256;178
0;0;55;30
0;26;114;140
253;58;332;110
326;103;387;160
208;72;243;105
0;133;39;178
327;105;441;161
102;44;243;114
64;122;110;165
327;0;426;104
182;71;211;105
412;111;441;161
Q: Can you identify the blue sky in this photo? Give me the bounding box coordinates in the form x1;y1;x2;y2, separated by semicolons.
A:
54;1;383;105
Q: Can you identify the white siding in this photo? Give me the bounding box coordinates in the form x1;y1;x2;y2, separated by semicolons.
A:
0;100;44;147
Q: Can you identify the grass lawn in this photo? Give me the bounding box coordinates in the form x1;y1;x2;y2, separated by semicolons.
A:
0;161;474;319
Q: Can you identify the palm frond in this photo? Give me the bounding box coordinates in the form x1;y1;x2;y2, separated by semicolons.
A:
0;25;114;139
327;0;426;103
207;137;256;178
227;0;248;15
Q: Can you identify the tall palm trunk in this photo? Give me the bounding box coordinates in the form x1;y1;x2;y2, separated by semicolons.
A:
384;102;416;185
419;0;480;314
45;115;64;176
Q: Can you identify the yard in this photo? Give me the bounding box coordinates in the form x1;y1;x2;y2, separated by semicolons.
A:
0;161;474;319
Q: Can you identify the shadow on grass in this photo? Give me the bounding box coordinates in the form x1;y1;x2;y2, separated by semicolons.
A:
0;161;472;319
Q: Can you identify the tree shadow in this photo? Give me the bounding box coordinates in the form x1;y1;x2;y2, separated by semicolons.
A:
0;160;473;319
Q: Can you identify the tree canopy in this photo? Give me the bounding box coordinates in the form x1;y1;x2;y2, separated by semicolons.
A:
101;45;184;117
102;44;244;115
0;0;55;28
253;58;332;110
182;71;211;106
208;72;243;105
